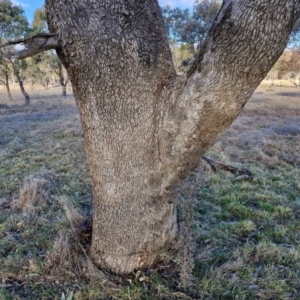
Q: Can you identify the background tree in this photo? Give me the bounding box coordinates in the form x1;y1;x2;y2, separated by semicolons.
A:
0;0;28;40
0;0;30;105
0;0;30;104
31;6;47;34
0;50;13;100
29;6;69;95
47;52;69;96
276;48;300;85
161;0;221;72
288;49;300;86
26;9;56;90
193;0;221;44
22;55;45;89
3;0;300;274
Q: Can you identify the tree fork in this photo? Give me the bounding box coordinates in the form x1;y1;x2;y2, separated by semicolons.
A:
2;0;300;273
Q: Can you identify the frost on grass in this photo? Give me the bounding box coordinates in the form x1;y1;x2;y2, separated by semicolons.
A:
1;84;300;299
273;122;300;136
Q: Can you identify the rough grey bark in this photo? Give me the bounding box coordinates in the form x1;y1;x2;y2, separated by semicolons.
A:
45;0;179;274
3;0;299;273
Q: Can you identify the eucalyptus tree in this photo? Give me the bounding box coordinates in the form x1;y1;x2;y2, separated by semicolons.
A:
0;54;13;101
0;0;30;104
3;0;300;273
31;6;47;34
30;6;69;95
47;52;69;96
193;0;221;45
161;0;221;70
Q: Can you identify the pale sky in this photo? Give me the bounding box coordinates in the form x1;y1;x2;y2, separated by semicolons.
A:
13;0;194;23
159;0;194;8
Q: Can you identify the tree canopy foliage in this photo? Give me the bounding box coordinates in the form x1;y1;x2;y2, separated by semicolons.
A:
0;0;29;41
161;0;221;50
31;6;47;34
161;0;221;71
0;0;31;102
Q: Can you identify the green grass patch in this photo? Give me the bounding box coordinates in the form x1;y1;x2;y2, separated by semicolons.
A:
1;89;300;299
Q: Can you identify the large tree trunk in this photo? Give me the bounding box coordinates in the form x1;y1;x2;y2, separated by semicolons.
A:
11;60;30;105
43;0;300;273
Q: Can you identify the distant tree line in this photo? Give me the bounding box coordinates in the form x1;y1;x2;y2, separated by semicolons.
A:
267;48;300;86
161;0;300;79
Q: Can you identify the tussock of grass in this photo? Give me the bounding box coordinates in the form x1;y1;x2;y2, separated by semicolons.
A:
45;232;74;277
10;175;47;214
58;196;85;233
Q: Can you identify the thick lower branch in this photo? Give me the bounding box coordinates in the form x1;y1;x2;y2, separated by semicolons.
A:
159;0;300;188
1;33;61;60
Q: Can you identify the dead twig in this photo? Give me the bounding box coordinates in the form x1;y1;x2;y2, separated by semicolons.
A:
202;156;254;180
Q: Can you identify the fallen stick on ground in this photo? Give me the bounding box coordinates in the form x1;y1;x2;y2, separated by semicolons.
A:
202;156;254;181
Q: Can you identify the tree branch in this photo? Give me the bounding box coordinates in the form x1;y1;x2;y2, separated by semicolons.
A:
1;33;61;60
161;0;300;186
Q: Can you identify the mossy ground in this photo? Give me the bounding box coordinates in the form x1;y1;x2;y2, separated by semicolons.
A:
0;82;300;299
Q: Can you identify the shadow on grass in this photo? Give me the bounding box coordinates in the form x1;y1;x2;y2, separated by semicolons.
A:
276;92;300;98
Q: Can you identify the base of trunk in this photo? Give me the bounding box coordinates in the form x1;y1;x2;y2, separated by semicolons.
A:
90;200;177;273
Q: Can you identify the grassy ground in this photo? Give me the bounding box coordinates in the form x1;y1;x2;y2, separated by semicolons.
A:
0;82;300;299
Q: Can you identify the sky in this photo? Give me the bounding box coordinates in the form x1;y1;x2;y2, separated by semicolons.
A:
158;0;194;8
12;0;194;23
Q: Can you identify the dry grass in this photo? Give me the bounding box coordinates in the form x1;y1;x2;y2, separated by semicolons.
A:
10;175;47;214
1;82;300;299
58;196;85;233
45;232;73;275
